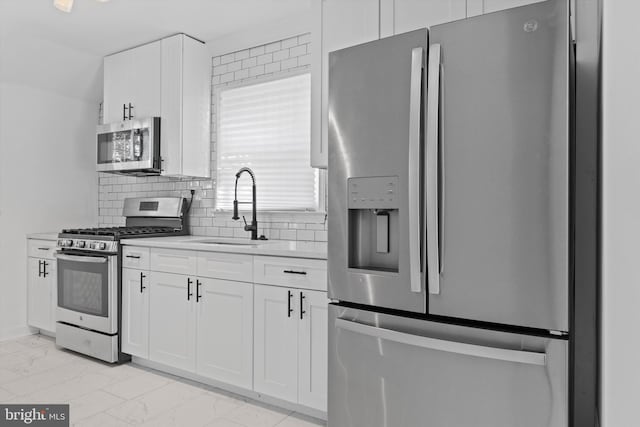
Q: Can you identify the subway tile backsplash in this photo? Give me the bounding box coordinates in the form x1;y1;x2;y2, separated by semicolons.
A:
97;33;327;242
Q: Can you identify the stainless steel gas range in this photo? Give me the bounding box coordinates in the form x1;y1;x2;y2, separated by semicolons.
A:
55;197;189;363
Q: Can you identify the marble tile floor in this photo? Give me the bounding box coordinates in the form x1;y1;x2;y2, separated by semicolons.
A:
0;334;326;427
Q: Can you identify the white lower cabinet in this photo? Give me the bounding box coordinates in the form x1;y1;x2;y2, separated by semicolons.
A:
254;284;329;412
298;289;329;411
149;271;197;372
27;257;57;333
254;284;300;402
196;278;253;389
123;246;328;415
122;268;149;358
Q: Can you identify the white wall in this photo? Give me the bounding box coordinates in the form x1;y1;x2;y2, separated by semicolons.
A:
601;1;640;425
0;33;101;340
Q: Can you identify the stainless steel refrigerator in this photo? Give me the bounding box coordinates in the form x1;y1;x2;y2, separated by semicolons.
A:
327;1;573;426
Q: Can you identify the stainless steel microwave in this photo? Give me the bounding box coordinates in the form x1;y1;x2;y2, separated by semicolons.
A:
96;117;160;175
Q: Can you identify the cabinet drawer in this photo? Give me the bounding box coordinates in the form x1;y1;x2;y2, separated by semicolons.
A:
150;248;197;275
197;252;253;282
253;256;327;291
123;246;150;270
27;239;57;260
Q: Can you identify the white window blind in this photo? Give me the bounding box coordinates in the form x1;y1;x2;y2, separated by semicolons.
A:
216;73;318;211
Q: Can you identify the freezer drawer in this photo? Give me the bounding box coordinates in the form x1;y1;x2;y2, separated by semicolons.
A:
328;305;568;427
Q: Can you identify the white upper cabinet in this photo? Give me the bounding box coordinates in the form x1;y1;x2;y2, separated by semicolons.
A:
103;41;161;123
103;34;211;178
311;0;380;168
465;0;545;17
381;0;466;36
160;34;211;178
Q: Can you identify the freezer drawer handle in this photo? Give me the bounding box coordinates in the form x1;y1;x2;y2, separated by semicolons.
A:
426;43;442;295
335;318;546;366
408;46;424;294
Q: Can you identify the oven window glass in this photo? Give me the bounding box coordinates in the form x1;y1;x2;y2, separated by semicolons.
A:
57;256;110;317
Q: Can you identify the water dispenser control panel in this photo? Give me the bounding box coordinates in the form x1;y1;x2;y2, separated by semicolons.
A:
348;176;399;210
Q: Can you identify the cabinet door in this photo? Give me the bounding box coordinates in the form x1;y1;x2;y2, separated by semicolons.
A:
382;0;466;36
298;290;328;411
122;268;149;358
312;0;380;168
254;284;299;403
196;278;253;389
466;0;545;17
103;50;132;123
149;271;196;372
44;259;57;333
27;258;51;332
130;41;162;119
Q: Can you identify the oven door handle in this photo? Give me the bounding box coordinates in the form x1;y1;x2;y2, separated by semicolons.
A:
55;253;108;263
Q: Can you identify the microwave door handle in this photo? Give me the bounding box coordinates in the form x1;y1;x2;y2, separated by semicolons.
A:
426;43;442;295
55;253;108;264
408;46;423;294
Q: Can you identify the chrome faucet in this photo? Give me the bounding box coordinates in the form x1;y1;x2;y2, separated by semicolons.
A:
232;167;266;240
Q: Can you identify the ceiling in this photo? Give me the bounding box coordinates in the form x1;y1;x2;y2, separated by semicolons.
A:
0;0;311;56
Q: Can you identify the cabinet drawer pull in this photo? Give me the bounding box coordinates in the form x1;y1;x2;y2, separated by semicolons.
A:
38;247;50;251
287;290;293;317
126;255;141;259
283;269;307;275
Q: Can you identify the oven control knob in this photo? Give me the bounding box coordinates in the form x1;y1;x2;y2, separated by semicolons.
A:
98;242;106;250
65;240;73;247
76;241;86;248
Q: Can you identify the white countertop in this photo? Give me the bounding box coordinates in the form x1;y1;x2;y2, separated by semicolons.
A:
121;235;328;260
27;232;59;241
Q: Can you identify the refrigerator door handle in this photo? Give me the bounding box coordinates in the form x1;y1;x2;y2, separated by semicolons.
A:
335;318;547;366
426;43;442;295
408;46;424;293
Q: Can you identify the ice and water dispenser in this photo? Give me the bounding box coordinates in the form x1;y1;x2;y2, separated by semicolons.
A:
348;176;399;273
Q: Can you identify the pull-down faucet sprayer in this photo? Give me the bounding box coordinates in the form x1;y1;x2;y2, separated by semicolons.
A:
232;167;266;240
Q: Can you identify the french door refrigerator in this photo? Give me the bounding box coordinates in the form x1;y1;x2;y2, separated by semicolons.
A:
327;1;573;426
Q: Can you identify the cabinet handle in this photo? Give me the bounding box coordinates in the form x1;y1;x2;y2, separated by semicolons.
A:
42;261;48;278
123;104;128;121
187;278;193;301
38;260;43;278
128;102;134;120
126;255;141;259
37;247;49;251
140;272;146;293
196;279;202;302
283;269;307;275
287;290;293;318
300;292;306;320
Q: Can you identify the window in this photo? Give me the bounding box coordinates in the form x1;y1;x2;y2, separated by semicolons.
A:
215;72;320;211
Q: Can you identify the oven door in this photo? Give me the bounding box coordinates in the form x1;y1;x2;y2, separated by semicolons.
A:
56;252;118;334
96;117;160;173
